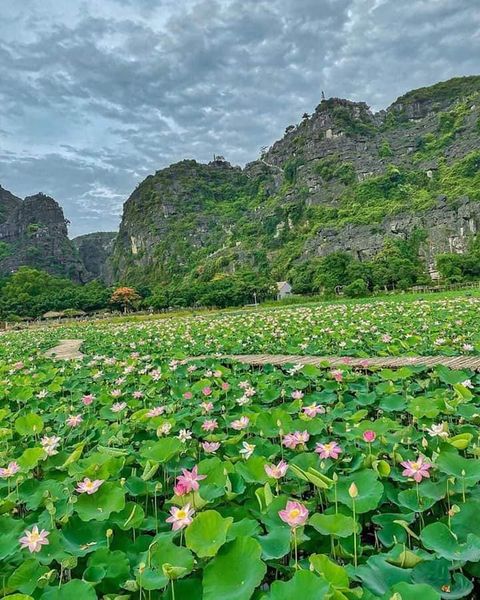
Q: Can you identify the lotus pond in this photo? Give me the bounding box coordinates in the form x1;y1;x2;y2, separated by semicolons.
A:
1;333;480;599
1;294;480;362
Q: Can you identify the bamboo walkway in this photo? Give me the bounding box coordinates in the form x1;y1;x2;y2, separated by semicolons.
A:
44;339;84;360
43;339;480;371
190;354;480;371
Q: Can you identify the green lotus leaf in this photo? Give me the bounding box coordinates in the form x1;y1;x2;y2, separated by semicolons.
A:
0;515;25;561
75;482;126;521
40;579;97;600
389;582;440;600
263;570;329;599
226;518;261;541
436;449;480;483
136;567;168;591
257;526;291;559
61;517;108;557
149;534;194;577
413;559;474;599
309;553;349;589
139;437;183;462
371;512;416;547
82;566;105;583
110;502;145;530
17;447;46;469
7;559;49;595
309;513;359;538
202;537;266;600
355;555;412;596
86;548;130;587
235;456;269;484
420;522;480;562
185;510;233;557
15;413;43;436
327;469;384;513
450;500;480;539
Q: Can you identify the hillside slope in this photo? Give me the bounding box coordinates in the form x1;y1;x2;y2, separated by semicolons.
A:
110;75;480;286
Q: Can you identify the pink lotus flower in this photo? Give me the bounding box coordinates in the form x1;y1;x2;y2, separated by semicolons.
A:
111;389;122;398
201;401;214;413
133;390;144;399
111;402;127;413
331;369;343;382
177;429;192;443
158;422;172;435
265;460;288;479
278;500;309;528
174;481;189;496
0;461;20;478
175;466;206;493
302;403;325;417
41;435;61;456
363;430;376;443
183;391;193;400
282;431;310;449
76;478;105;494
202;441;220;454
291;390;304;400
202;386;212;396
231;416;249;430
147;406;165;417
221;382;230;391
315;441;342;459
82;394;95;406
66;414;83;427
166;504;195;530
202;419;218;432
19;526;49;553
401;456;432;482
382;334;392;343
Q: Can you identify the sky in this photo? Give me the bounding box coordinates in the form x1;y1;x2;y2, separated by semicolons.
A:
0;0;479;237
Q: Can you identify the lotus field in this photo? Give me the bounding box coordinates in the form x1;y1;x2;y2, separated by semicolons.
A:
1;295;480;599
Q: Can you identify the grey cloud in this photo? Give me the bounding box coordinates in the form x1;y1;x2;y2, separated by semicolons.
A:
0;0;479;235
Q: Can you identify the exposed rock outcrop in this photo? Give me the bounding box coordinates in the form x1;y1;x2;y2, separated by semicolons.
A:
0;191;88;282
110;76;480;285
73;232;117;281
303;196;480;279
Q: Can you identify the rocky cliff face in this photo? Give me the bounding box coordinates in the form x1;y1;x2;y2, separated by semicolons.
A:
3;76;480;287
73;232;117;281
110;75;480;286
0;191;88;282
303;196;480;279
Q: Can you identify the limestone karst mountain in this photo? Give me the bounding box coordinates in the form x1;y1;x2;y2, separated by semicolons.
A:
2;76;480;287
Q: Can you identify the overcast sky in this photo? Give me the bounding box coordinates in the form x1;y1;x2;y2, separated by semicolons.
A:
0;0;479;236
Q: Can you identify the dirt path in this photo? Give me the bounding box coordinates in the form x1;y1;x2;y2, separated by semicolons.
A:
44;339;84;360
189;354;480;370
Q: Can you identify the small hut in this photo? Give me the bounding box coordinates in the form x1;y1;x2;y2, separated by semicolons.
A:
276;281;292;300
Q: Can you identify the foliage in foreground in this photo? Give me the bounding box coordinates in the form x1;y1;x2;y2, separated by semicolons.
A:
0;348;480;599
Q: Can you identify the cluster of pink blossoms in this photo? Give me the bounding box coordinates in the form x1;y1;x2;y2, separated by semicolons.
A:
173;466;206;496
282;430;309;449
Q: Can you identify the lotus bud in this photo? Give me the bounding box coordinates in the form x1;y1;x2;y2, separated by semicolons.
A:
348;482;358;499
421;437;428;449
448;504;460;517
